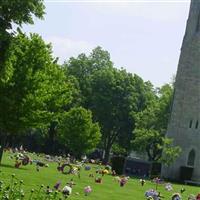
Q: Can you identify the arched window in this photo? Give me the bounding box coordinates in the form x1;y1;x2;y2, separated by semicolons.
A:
187;149;195;166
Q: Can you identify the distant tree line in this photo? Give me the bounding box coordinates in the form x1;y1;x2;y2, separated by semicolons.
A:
0;0;180;165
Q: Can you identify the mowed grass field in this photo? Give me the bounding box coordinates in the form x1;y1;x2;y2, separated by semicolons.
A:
0;152;200;200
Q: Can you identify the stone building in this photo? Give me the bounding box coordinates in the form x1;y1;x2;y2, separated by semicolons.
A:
161;0;200;181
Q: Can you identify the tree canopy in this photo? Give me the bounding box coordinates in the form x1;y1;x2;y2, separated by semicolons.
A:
0;33;77;160
66;48;156;163
0;0;45;29
59;107;101;158
0;33;74;132
131;84;181;164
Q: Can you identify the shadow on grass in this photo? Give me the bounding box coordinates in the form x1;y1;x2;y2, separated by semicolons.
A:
0;164;28;170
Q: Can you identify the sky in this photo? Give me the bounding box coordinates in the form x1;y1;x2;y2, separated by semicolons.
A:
22;0;191;87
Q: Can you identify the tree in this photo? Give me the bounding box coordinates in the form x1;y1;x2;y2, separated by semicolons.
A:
0;0;45;81
159;138;181;167
88;68;144;163
66;46;112;79
65;47;154;163
58;107;101;158
0;33;75;161
65;46;113;106
131;84;181;164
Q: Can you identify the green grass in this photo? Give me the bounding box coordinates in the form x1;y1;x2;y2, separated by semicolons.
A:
0;152;200;199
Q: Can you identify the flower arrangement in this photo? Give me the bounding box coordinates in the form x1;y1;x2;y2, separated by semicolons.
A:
145;189;159;200
85;165;91;171
84;186;92;196
112;170;116;176
152;177;164;190
140;179;146;186
153;177;163;184
165;183;173;191
119;176;128;187
54;181;61;190
62;185;72;196
102;169;109;175
95;177;102;183
196;193;200;200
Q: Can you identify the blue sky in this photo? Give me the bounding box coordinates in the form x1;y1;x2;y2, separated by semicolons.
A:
22;0;190;86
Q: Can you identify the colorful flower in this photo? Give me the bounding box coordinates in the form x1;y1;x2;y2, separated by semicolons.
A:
84;186;92;196
62;185;72;196
165;183;173;191
54;181;61;190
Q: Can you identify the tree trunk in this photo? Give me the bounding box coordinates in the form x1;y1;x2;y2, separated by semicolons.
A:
149;161;153;178
103;146;111;164
0;134;6;163
0;146;4;164
45;121;57;154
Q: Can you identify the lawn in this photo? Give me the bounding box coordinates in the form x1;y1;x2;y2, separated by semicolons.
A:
0;151;199;200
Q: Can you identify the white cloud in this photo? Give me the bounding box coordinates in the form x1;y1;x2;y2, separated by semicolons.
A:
44;36;95;63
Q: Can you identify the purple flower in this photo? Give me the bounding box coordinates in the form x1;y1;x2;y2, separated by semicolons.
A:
54;181;61;190
84;186;92;195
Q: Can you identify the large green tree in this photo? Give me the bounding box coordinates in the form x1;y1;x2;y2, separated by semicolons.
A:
88;68;150;163
0;33;75;161
65;48;155;163
59;107;101;158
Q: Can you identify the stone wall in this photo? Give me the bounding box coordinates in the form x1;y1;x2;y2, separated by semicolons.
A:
161;0;200;181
